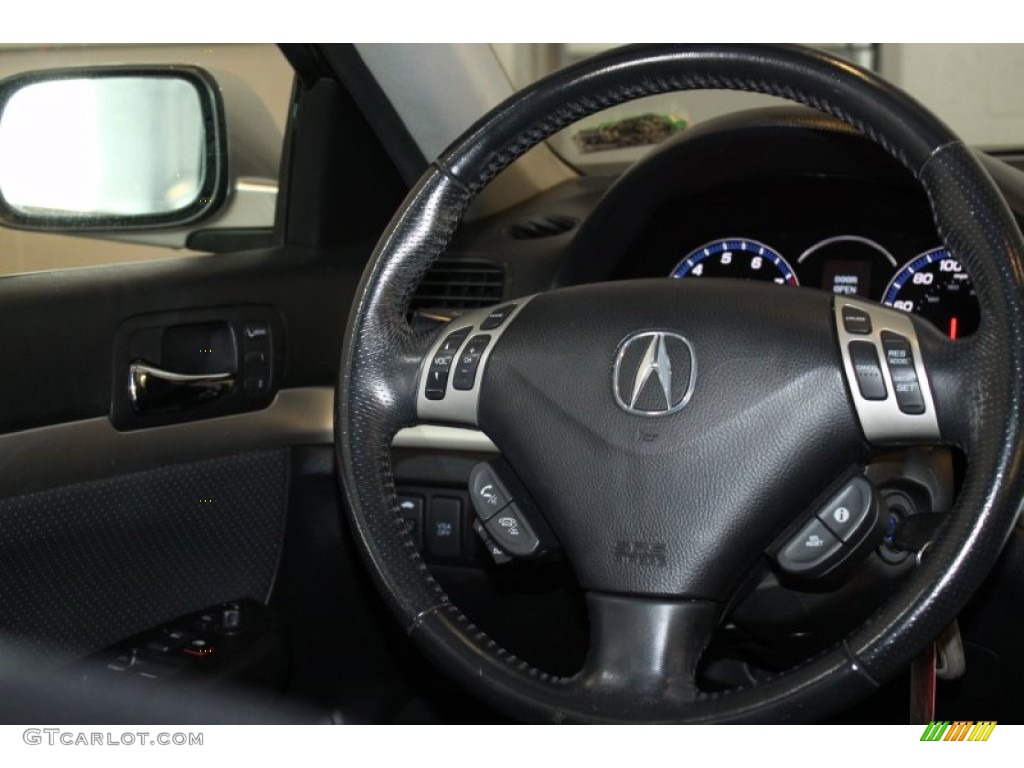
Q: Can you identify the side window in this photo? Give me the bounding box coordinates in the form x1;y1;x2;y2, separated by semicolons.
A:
0;44;293;276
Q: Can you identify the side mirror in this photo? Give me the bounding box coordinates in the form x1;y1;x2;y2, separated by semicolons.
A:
0;66;227;230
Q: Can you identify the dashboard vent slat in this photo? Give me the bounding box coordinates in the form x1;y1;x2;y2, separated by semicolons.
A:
410;259;504;313
507;214;578;240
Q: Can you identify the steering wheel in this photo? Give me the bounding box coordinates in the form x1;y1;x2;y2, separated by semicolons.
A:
337;44;1024;723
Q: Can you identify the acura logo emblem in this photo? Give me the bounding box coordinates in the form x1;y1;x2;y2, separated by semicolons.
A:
613;331;696;416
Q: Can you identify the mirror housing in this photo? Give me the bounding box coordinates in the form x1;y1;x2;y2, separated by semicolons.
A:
0;66;227;231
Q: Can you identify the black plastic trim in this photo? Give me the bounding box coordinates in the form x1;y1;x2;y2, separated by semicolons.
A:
315;45;429;187
186;227;276;253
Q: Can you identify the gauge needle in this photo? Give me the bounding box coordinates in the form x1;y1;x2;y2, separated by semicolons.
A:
949;316;959;340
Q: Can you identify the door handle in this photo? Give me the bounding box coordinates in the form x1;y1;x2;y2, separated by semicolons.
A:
129;361;235;412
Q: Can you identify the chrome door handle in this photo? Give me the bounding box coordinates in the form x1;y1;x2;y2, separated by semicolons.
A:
129;361;235;411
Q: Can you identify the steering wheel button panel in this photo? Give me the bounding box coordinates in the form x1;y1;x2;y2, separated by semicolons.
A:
418;298;535;425
841;306;873;335
816;476;877;542
848;341;887;400
880;331;926;415
834;298;940;444
777;518;844;576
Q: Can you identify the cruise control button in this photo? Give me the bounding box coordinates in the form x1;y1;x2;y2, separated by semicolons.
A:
848;340;887;401
484;502;541;558
452;334;491;391
816;476;877;542
469;462;515;521
425;327;472;400
881;331;925;415
777;518;843;576
480;304;517;330
841;305;872;335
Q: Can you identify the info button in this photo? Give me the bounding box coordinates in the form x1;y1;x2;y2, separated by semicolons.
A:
816;477;875;542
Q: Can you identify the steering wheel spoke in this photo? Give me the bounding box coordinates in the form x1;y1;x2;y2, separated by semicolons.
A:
569;593;719;709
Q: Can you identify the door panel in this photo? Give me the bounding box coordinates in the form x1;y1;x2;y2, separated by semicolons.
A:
0;450;288;667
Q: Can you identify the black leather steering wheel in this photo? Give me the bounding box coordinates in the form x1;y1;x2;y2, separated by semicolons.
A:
337;44;1024;723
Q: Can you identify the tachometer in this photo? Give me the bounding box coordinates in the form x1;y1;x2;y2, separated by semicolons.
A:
882;247;979;338
670;238;798;285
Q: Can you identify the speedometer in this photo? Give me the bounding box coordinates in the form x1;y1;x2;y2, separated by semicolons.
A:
670;238;798;285
881;247;979;338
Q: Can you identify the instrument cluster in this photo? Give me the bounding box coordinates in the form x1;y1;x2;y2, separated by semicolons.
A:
670;235;978;338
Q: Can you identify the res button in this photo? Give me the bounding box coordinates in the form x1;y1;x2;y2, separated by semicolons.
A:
881;331;926;415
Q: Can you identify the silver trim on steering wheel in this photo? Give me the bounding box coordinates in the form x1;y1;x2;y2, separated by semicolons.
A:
416;296;535;426
834;298;940;444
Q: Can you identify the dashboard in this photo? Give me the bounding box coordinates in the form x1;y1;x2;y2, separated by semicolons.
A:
442;108;1023;349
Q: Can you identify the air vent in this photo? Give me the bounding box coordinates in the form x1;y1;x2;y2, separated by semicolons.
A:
410;259;504;313
507;214;578;240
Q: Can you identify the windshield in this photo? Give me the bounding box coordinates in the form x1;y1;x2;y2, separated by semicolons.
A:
492;44;1024;173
